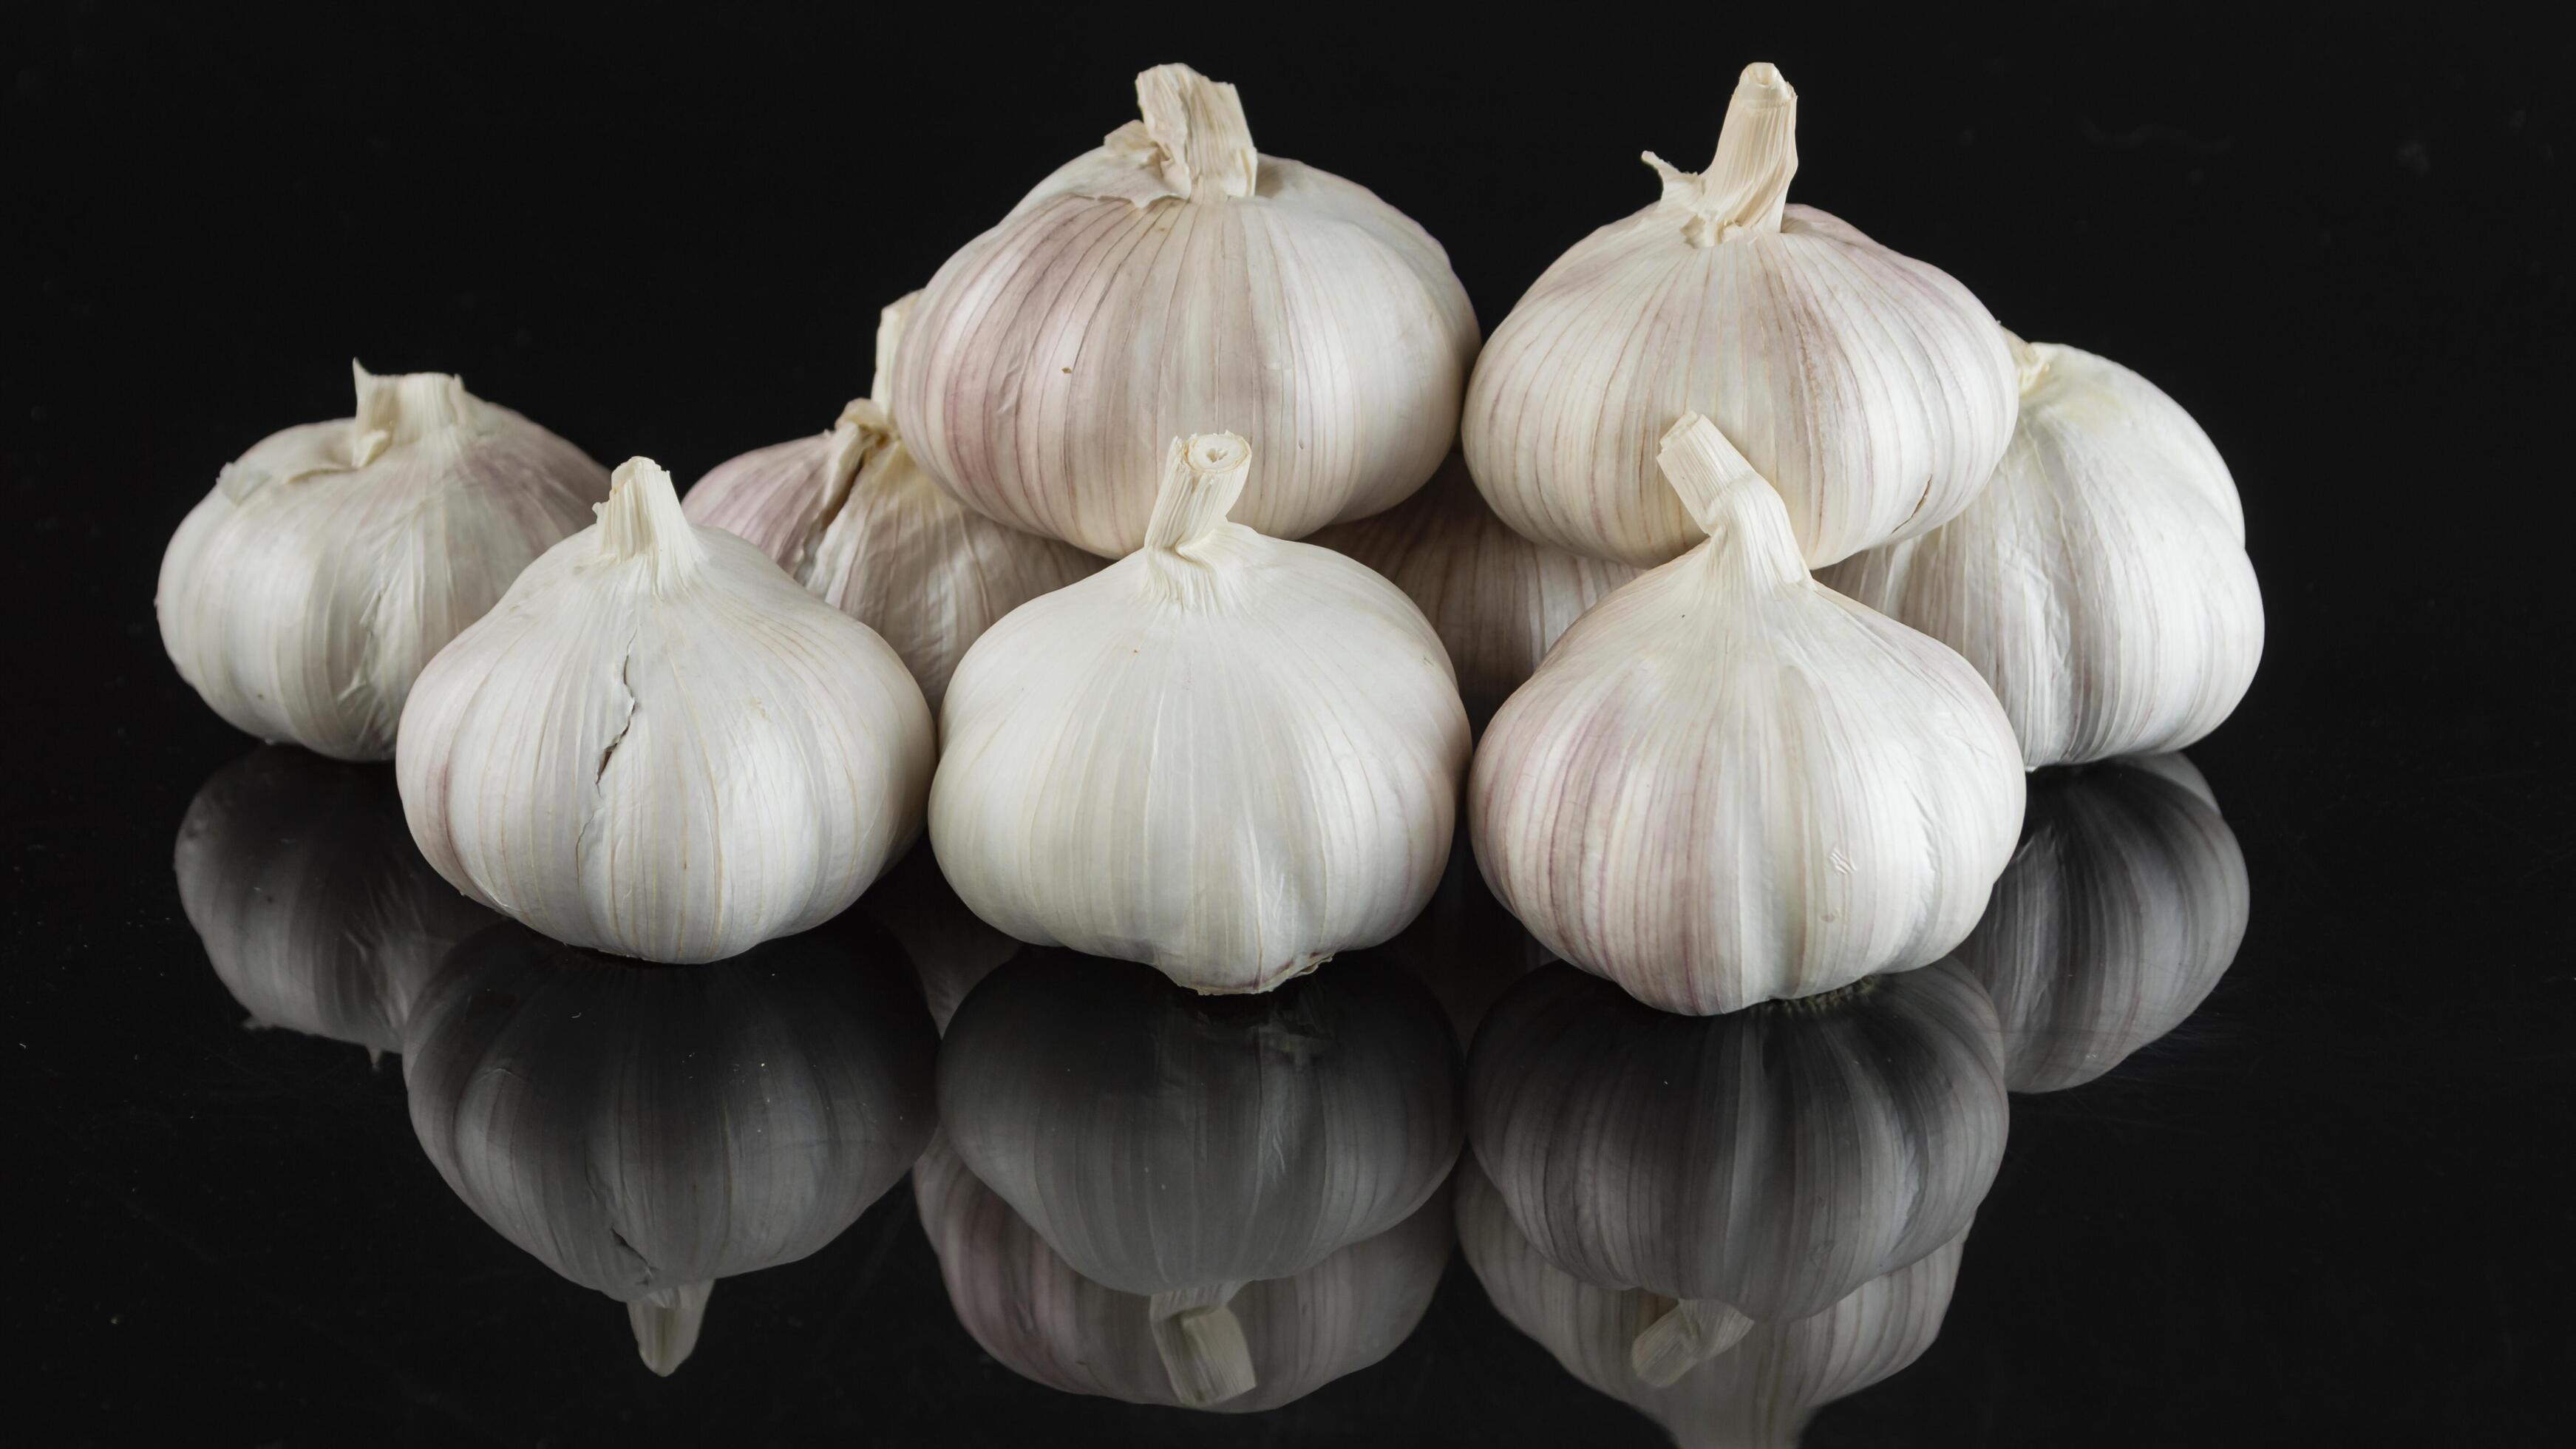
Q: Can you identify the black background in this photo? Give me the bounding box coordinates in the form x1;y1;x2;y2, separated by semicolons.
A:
6;2;2570;1445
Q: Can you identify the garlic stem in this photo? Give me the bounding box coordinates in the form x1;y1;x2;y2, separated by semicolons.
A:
868;292;916;411
1656;413;1806;586
1128;63;1258;201
1629;1294;1753;1388
597;457;708;589
351;362;473;452
1148;1282;1258;1407
1142;432;1254;553
2002;328;2051;396
1642;61;1798;247
628;1278;713;1377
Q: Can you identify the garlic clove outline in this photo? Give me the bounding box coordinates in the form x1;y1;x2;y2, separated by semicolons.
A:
1462;62;2019;569
1470;413;2027;1014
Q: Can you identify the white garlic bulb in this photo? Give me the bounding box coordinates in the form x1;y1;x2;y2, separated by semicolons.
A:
157;364;610;760
682;295;1104;712
931;432;1471;992
1818;338;2265;764
1463;62;2017;570
1471;415;2025;1014
895;62;1481;557
1310;452;1639;730
397;458;935;963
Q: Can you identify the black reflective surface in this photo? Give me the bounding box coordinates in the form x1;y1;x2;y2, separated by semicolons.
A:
10;7;2567;1446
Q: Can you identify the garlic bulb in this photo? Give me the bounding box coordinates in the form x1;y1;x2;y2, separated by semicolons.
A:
931;433;1471;991
917;1134;1452;1411
1463;62;2017;570
174;747;496;1059
1470;415;2025;1014
1959;754;2249;1092
936;949;1461;1381
1468;962;2004;1347
404;918;936;1374
894;62;1481;557
1311;452;1639;730
397;458;935;963
682;295;1104;711
1818;338;2264;764
157;364;610;760
1459;1158;1964;1449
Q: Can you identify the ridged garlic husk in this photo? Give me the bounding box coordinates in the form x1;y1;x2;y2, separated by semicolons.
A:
397;458;935;963
1468;963;2004;1354
174;747;497;1059
932;433;1471;991
157;364;610;759
1818;338;2265;764
1459;1158;1964;1449
917;1134;1452;1412
1471;415;2026;1014
1311;452;1639;730
403;918;936;1374
1959;754;2249;1092
1463;63;2017;570
682;295;1104;711
937;950;1461;1396
895;62;1481;557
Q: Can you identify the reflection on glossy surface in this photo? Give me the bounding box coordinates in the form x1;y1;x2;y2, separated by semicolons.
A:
1460;1159;1962;1449
937;949;1461;1405
1960;753;2249;1092
1469;960;2003;1364
174;746;497;1056
865;841;1018;1033
1380;821;1553;1045
403;919;936;1374
917;1135;1453;1411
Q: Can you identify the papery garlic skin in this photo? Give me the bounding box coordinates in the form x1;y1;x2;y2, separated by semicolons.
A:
1311;453;1639;730
1819;339;2263;764
684;295;1103;712
157;364;609;760
1472;415;2025;1014
1463;63;2016;570
896;63;1481;557
931;432;1472;992
397;458;934;964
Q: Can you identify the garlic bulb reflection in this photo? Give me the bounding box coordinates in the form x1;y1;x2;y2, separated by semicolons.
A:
917;1136;1451;1411
1469;963;2004;1341
682;295;1103;711
404;920;935;1375
1379;820;1554;1047
174;747;495;1058
937;949;1461;1400
896;62;1480;557
1460;1159;1962;1449
1960;755;2249;1092
1464;64;2016;569
1311;452;1639;729
862;842;1017;1033
398;458;935;963
1471;415;2025;1014
1820;339;2263;764
158;364;609;759
931;433;1470;992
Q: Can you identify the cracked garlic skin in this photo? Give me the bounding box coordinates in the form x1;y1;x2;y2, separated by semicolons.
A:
1310;452;1639;731
395;458;934;964
157;364;609;760
1819;338;2265;765
1471;415;2026;1014
1463;62;2017;570
931;432;1472;993
896;62;1480;558
683;294;1103;713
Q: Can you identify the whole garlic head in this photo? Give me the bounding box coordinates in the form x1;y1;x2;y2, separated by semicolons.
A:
396;458;936;963
157;364;610;760
931;432;1472;993
682;295;1104;712
1463;63;2018;569
896;62;1481;557
1309;452;1639;731
1471;415;2027;1014
1818;338;2265;764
